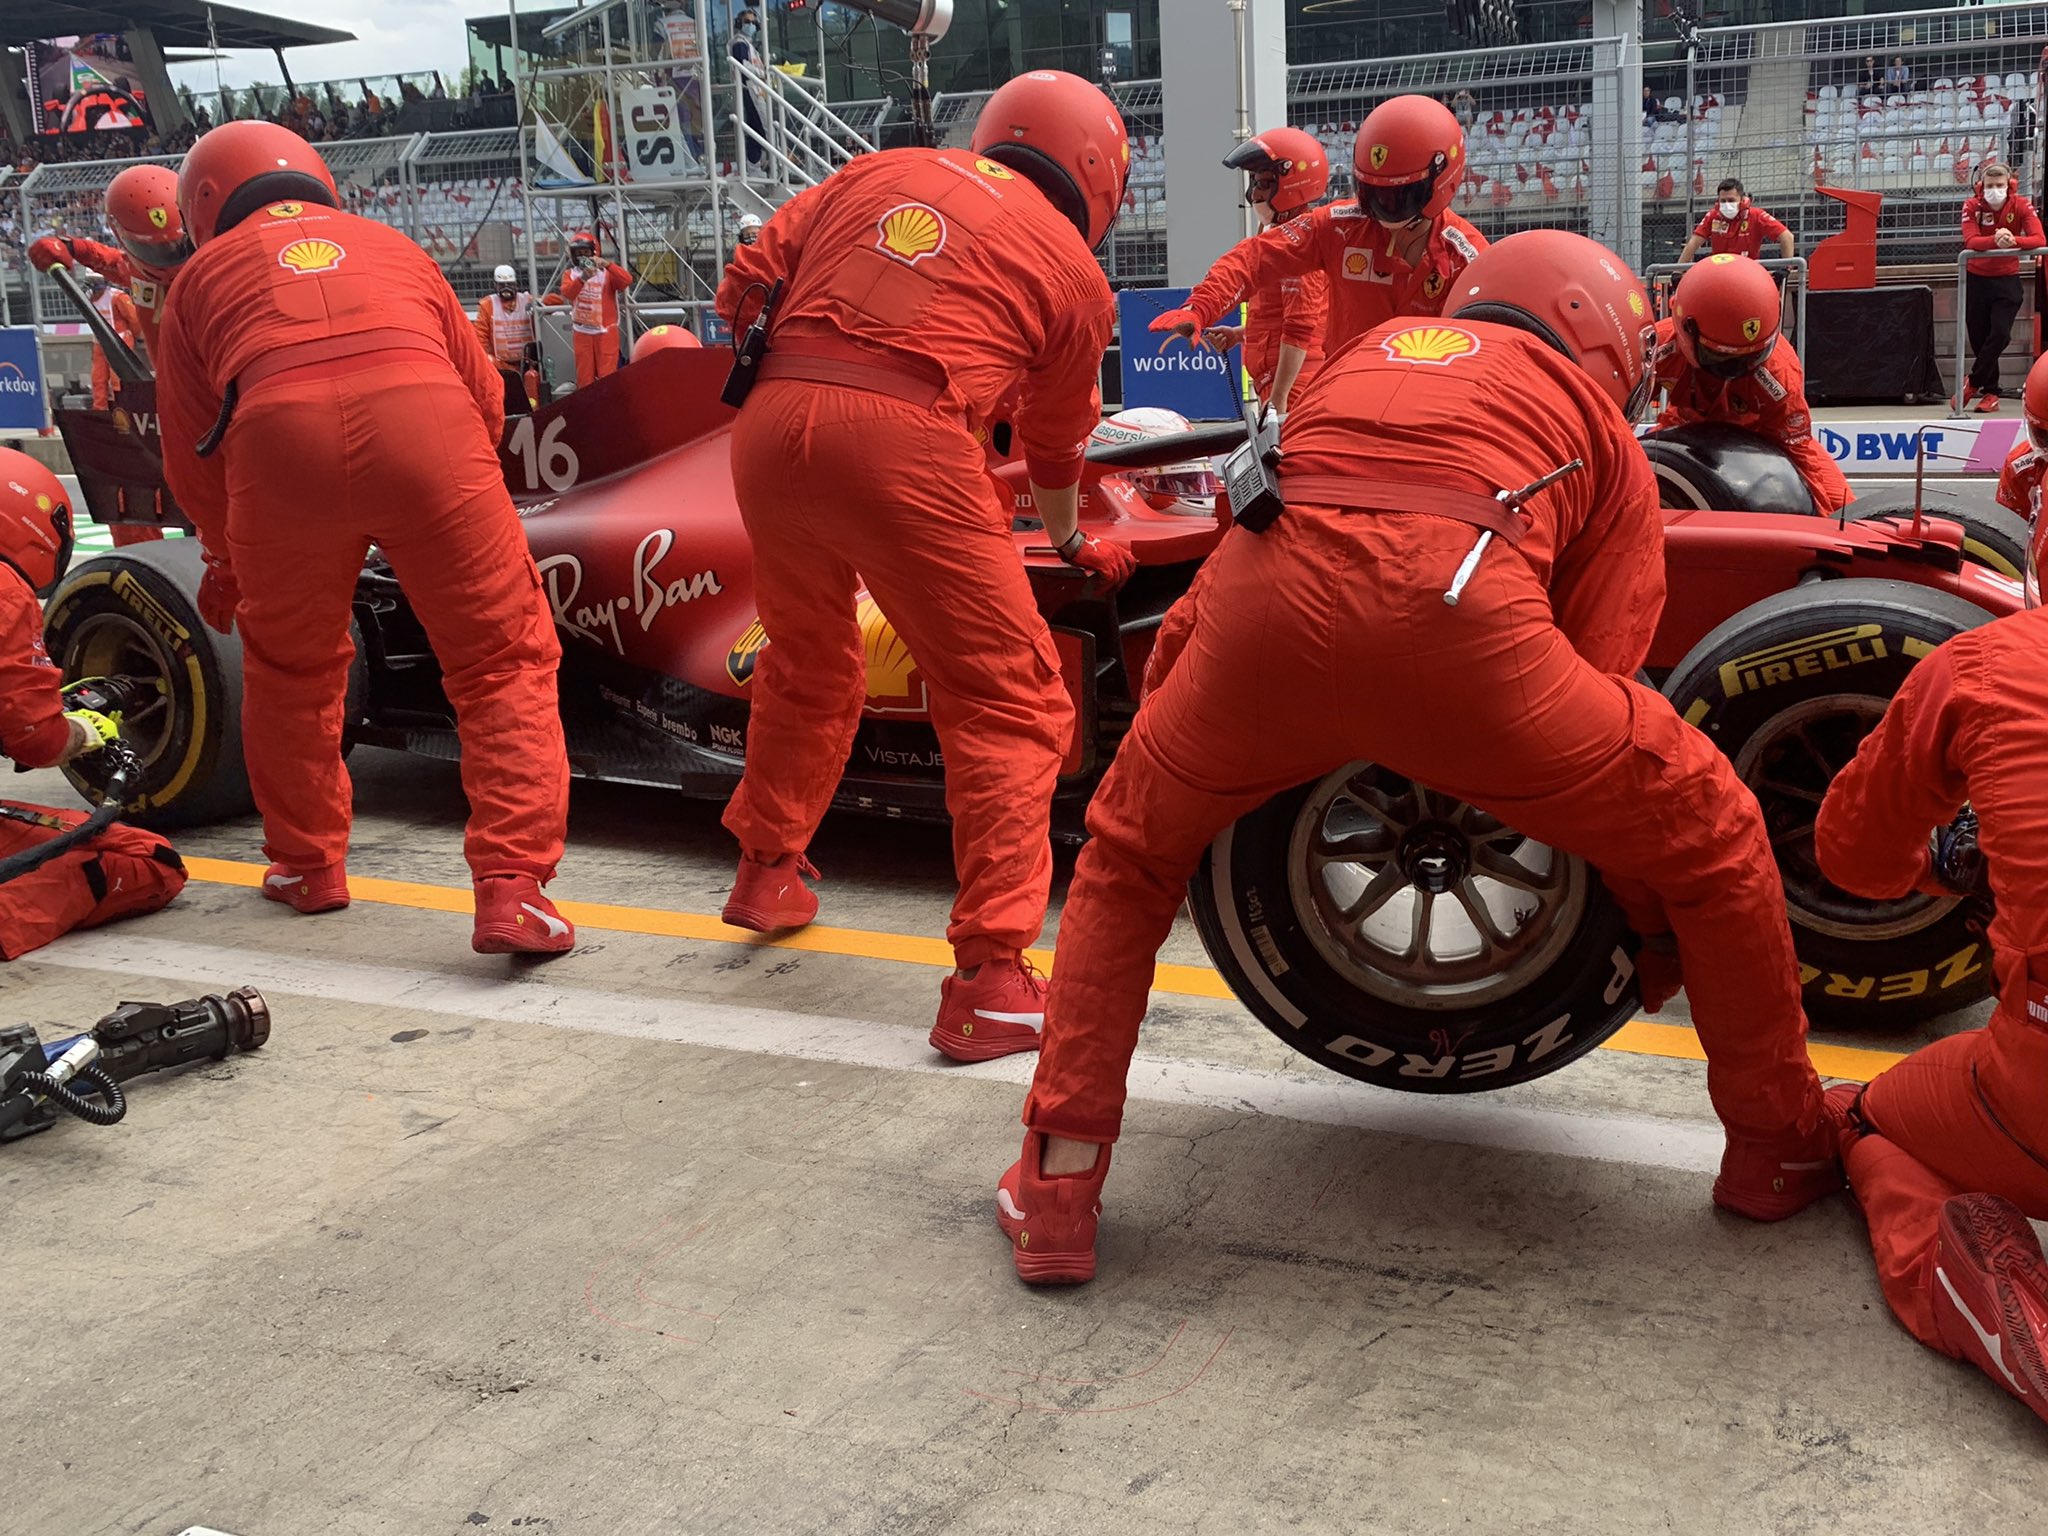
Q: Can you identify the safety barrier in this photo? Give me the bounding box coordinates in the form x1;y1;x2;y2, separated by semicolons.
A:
1645;256;1811;361
1950;246;2044;416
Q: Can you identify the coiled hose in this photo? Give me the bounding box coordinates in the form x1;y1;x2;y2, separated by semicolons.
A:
13;1065;125;1126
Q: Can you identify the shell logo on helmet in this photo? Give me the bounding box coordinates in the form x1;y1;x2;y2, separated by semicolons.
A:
278;238;346;274
147;206;169;229
877;203;945;264
1381;325;1482;366
1627;289;1646;317
1369;143;1389;171
267;201;305;219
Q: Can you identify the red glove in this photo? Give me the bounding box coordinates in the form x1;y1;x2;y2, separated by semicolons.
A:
1058;530;1138;586
28;237;73;273
1148;307;1202;348
198;556;242;636
1636;933;1682;1014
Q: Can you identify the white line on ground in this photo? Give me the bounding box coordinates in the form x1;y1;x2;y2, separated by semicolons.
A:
28;931;1726;1177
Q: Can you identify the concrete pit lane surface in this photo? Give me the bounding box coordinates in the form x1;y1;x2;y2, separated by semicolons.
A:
5;747;2046;1536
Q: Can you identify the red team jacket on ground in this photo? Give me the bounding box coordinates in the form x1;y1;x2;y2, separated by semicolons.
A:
1995;440;2045;522
1691;200;1788;259
1183;201;1486;357
716;147;1115;485
1960;190;2046;278
1652;316;1853;513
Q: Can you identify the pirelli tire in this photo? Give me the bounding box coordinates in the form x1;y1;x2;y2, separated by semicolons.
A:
1640;422;1817;515
1662;578;1997;1031
1188;764;1641;1094
1845;490;2032;582
42;538;254;830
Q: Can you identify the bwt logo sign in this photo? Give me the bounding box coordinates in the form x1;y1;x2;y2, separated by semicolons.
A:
1821;426;1944;463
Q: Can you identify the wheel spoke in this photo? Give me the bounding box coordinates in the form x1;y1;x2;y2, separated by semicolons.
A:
1755;774;1827;809
1473;846;1559;894
1452;880;1506;962
1313;826;1395;866
1333;785;1412;839
1403;889;1436;965
1339;862;1409;923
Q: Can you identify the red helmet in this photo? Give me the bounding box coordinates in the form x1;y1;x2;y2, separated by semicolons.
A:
178;120;339;247
634;324;702;360
1223;126;1329;220
106;164;190;276
0;448;74;596
969;69;1129;250
1669;254;1781;379
1449;229;1657;417
1353;95;1465;226
2022;352;2048;458
568;229;598;258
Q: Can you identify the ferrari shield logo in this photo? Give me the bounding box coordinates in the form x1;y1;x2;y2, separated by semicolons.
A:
267;201;305;218
147;206;169;229
1742;316;1762;342
877;203;946;264
974;157;1013;181
1422;271;1444;300
1369;143;1389;172
1381;325;1482;367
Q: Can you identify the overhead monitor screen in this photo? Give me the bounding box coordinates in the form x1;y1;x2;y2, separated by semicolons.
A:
26;35;152;136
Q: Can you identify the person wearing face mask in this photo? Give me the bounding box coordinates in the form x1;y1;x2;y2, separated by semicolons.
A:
1959;163;2044;413
1651;253;1852;514
475;263;542;413
1148;95;1486;366
1678;178;1795;267
545;230;635;388
730;9;766;169
1176;126;1331;411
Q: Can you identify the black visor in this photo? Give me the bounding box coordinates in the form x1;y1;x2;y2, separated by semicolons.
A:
1360;176;1434;226
1691;324;1767;380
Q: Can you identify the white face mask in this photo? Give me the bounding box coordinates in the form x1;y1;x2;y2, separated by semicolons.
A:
1718;200;1741;219
1986;185;2009;208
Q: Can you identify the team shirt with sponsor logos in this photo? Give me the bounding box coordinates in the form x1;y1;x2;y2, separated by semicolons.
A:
1996;440;2046;524
1690;200;1787;259
1960;190;2046;279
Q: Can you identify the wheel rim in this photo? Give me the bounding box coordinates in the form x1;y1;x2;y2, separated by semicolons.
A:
1285;762;1590;1011
1731;693;1957;941
61;613;179;782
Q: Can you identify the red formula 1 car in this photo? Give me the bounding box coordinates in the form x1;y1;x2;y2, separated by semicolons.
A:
45;361;2026;1096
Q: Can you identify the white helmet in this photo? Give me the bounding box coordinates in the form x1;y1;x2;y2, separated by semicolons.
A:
493;263;518;285
1088;407;1224;512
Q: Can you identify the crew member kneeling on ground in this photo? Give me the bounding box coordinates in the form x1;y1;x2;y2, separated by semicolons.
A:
0;449;184;958
1994;353;2048;523
714;69;1135;1062
154;121;575;955
995;231;1846;1285
1652;252;1852;515
1814;597;2048;1428
476;263;541;413
1149;96;1486;364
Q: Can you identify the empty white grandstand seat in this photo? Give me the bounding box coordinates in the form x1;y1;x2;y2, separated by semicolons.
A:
1883;154;1904;174
1935;77;1954;91
2007;72;2030;92
1818;84;1838;102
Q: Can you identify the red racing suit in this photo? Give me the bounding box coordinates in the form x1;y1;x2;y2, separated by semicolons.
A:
88;284;141;411
1189;227;1328;404
155;203;568;884
1960;190;2046;280
552;261;634;386
1652;317;1853;514
1691;199;1788;259
1024;318;1830;1165
1995;440;2045;524
1183;202;1486;358
0;563;73;770
714;147;1113;968
38;236;172;357
1815;605;2048;1351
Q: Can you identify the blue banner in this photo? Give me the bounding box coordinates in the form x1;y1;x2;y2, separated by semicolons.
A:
0;328;46;432
1117;287;1245;420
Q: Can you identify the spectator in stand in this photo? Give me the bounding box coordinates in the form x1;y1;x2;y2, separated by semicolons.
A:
1887;56;1913;91
1642;85;1680;125
1960;162;2045;413
1679;177;1796;267
1450;89;1477;129
1857;56;1883;98
430;73;448;102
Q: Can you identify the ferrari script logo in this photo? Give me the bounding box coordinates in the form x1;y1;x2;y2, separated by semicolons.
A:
877;203;945;264
278;238;345;275
1369;143;1389;171
1741;316;1762;342
1381;325;1482;367
147;206;169;229
267;201;305;218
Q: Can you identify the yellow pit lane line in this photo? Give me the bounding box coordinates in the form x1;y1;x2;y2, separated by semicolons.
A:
181;856;1909;1084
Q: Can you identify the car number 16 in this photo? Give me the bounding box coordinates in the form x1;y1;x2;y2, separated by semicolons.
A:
508;415;581;494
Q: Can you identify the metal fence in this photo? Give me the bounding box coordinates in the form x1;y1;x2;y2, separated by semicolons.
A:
17;154;180;328
1684;5;2048;267
405;128;525;303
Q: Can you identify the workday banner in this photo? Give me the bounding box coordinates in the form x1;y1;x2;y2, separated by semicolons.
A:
0;328;48;432
1117;287;1245;421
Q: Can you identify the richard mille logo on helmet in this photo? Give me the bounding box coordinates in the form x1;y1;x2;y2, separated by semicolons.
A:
1381;325;1482;366
278;238;346;275
877;203;945;264
1369;143;1389;171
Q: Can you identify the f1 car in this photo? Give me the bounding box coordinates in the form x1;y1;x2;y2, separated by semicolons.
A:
46;354;2026;1098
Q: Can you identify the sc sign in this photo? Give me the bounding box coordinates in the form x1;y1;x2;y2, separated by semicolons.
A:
0;328;47;432
1118;287;1245;418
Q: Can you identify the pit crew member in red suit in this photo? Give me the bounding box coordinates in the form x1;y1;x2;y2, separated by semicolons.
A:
1652;253;1853;515
714;69;1135;1063
1678;177;1795;264
154;121;574;955
1959;163;2045;413
0;448;183;957
475;263;542;413
1815;597;2048;1429
546;232;634;388
1181;126;1331;410
29;166;193;548
995;230;1844;1286
1149;96;1486;362
1994;353;2048;523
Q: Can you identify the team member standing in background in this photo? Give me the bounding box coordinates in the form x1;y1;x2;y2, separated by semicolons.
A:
548;231;635;388
1959;162;2044;413
476;263;542;413
1678;177;1796;266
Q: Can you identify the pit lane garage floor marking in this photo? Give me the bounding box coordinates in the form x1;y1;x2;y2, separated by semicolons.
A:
32;930;1734;1178
178;855;1909;1085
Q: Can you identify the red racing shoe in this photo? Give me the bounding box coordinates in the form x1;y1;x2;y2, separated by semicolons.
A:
1931;1193;2048;1427
261;860;349;914
721;852;819;933
996;1134;1112;1285
1712;1097;1850;1221
472;875;575;956
931;956;1046;1062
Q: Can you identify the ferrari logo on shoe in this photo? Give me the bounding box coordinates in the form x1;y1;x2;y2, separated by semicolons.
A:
1381;324;1482;367
877;203;946;264
1742;316;1762;342
1369;143;1389;171
278;238;345;275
